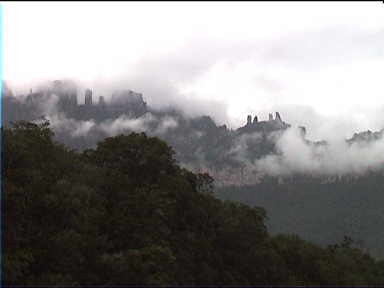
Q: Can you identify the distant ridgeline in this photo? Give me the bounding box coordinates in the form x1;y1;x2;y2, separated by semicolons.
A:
2;80;293;179
237;112;290;134
3;80;148;124
3;80;384;185
3;80;289;135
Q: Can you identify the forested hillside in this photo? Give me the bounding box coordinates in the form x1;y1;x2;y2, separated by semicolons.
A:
217;175;384;259
5;82;384;267
4;121;384;285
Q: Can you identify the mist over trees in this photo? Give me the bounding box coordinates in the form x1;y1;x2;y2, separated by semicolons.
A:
5;2;384;285
4;80;384;284
217;175;384;259
5;80;384;180
4;121;384;286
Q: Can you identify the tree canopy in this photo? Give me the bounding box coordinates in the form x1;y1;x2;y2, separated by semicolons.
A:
3;121;384;285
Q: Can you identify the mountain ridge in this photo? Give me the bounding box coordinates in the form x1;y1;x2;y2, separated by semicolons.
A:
3;80;384;185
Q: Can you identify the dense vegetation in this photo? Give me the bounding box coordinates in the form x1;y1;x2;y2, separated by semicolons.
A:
217;174;384;259
4;121;384;285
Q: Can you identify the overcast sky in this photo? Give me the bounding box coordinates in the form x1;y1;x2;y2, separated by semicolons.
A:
3;2;384;140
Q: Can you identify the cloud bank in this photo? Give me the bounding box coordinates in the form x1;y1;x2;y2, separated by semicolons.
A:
5;3;384;178
46;112;179;139
5;3;384;136
254;127;384;177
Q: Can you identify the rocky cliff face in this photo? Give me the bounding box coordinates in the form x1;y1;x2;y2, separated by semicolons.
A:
347;129;384;144
237;112;291;135
5;80;384;186
3;81;149;125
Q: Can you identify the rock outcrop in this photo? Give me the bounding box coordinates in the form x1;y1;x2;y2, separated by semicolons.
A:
3;80;148;125
247;115;252;125
275;112;282;122
237;112;291;135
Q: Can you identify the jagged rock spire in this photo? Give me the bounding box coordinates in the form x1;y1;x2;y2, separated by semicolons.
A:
275;112;282;122
299;126;306;138
247;115;252;125
85;89;92;105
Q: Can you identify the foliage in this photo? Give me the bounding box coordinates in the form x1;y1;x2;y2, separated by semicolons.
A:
4;121;384;285
217;176;384;259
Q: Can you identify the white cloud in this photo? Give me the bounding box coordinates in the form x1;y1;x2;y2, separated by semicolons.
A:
4;2;384;140
255;127;384;176
45;111;179;139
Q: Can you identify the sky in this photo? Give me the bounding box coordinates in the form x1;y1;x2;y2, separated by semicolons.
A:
3;2;384;140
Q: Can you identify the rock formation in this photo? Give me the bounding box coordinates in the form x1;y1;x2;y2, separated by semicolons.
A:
247;115;252;125
3;80;148;125
98;96;106;108
275;112;282;122
84;89;92;105
299;126;306;138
